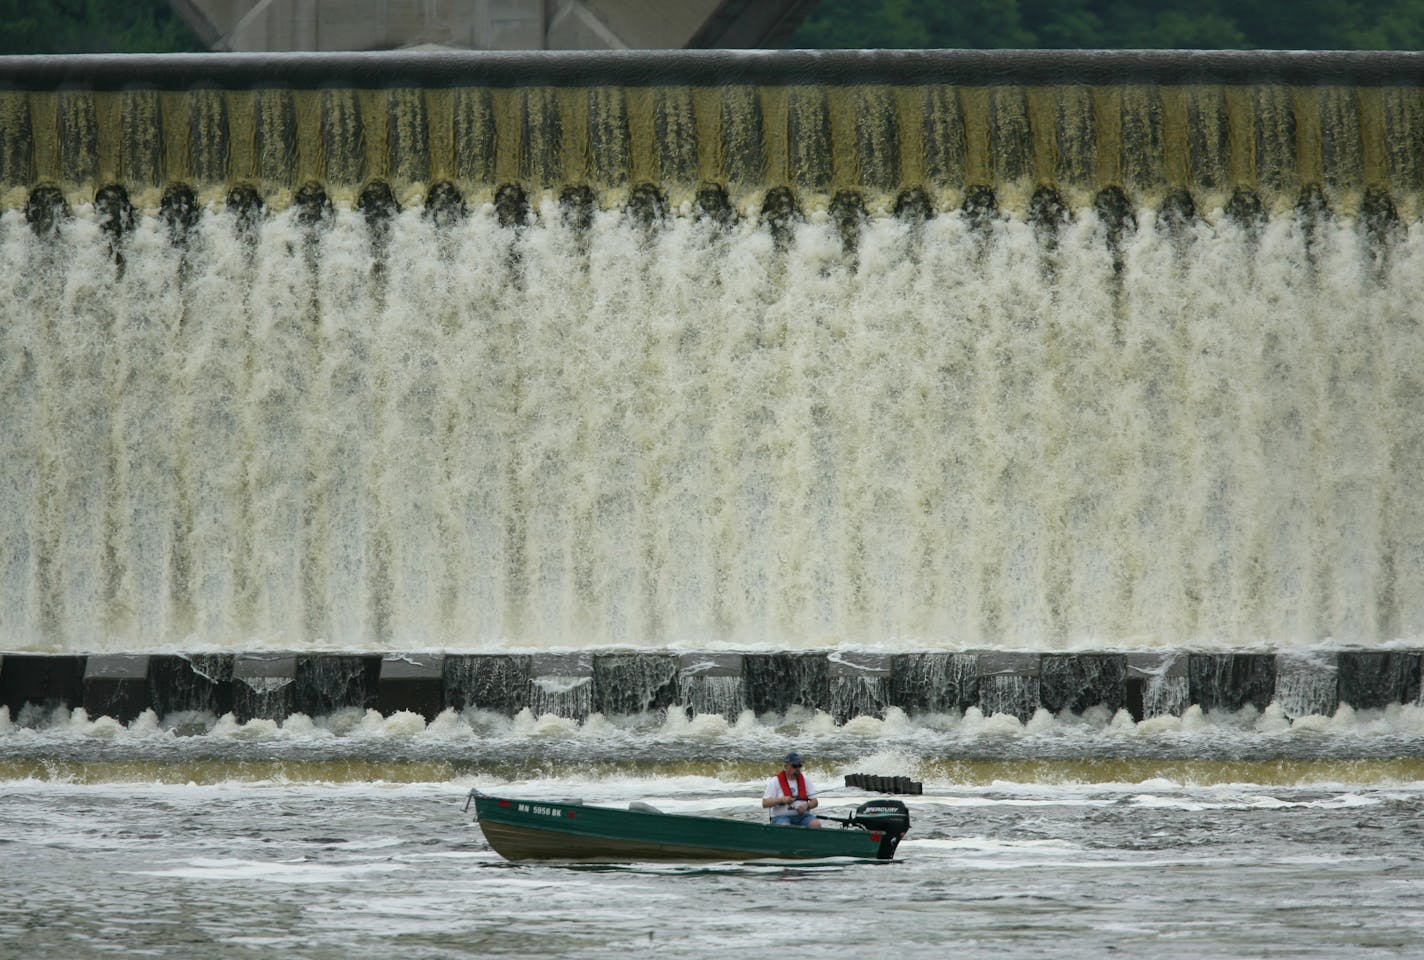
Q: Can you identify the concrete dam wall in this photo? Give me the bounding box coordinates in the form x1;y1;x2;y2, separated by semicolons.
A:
1;51;1422;711
2;50;1424;218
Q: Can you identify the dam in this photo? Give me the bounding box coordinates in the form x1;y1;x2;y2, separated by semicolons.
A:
2;49;1423;723
3;50;1424;217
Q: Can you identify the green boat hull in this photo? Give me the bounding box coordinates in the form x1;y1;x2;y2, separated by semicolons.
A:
472;794;900;862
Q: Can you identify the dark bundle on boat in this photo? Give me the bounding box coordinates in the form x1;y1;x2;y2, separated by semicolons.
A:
844;773;923;795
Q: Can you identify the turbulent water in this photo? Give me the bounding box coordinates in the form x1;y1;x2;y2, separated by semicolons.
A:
6;690;1424;957
2;201;1422;654
7;696;1424;768
4;765;1424;960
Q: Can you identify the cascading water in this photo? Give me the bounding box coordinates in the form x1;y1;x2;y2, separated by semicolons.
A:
1;196;1422;654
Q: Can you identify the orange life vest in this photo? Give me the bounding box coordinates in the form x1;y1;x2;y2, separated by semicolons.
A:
776;770;808;803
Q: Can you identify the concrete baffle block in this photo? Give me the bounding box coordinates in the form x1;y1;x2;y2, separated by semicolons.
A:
151;654;234;718
377;654;446;721
529;653;594;721
678;653;743;677
1125;652;1189;720
828;652;892;723
295;655;379;716
1274;652;1340;718
0;655;85;717
1188;653;1276;713
890;653;978;714
232;654;298;723
677;653;745;719
1337;651;1421;709
444;655;533;715
82;655;152;723
592;652;679;715
1039;653;1126;715
975;652;1041;722
744;653;830;715
829;653;893;677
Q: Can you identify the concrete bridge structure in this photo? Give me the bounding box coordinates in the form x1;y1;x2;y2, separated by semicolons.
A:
166;0;817;52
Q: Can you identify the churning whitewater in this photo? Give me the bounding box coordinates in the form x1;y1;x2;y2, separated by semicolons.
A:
1;200;1422;653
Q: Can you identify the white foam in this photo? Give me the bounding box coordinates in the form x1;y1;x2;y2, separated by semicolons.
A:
141;857;409;884
4;693;1424;760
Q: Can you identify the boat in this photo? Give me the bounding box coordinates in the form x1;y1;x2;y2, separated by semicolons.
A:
465;790;910;862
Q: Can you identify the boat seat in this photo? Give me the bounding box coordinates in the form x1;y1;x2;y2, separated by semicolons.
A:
628;801;662;814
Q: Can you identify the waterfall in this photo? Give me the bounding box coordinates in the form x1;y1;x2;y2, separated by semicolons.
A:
1;199;1423;653
6;52;1424;728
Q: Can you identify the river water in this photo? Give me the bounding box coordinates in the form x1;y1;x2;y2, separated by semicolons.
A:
5;704;1424;959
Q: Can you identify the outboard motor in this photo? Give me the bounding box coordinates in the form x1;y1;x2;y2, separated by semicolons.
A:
850;799;911;860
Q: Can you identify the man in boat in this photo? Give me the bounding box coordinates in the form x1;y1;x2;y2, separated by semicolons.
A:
762;751;822;827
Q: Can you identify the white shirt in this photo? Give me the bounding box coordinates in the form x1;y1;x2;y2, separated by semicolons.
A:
764;772;818;818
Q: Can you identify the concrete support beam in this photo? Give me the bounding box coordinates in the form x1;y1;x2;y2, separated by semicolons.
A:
170;0;811;52
685;0;820;48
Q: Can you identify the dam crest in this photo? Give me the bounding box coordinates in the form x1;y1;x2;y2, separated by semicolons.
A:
3;50;1424;221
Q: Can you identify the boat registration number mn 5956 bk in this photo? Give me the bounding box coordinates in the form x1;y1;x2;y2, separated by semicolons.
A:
518;803;575;818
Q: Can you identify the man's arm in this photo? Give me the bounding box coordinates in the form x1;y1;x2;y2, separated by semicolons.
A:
802;782;819;810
